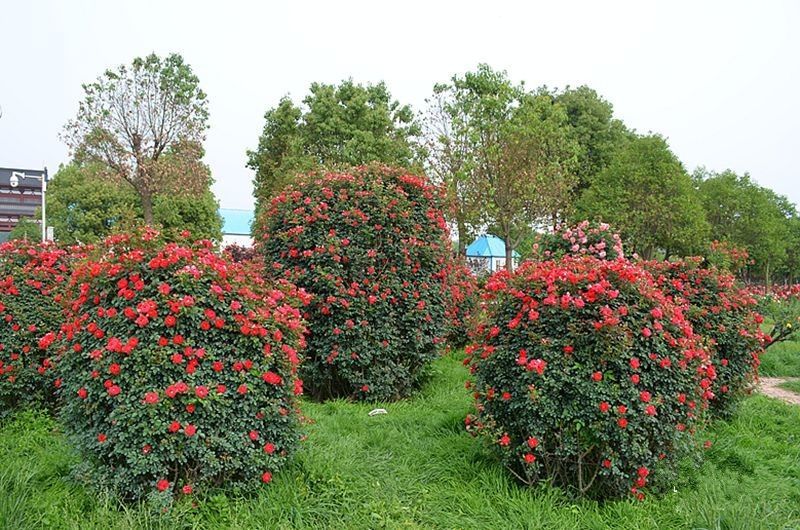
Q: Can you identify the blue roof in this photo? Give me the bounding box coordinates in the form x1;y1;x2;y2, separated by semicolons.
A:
219;208;253;236
466;234;520;258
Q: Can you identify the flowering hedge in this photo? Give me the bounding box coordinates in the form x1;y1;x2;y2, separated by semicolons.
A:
441;259;480;350
58;230;308;500
256;166;450;401
532;220;624;261
466;257;709;500
644;259;766;416
0;241;70;417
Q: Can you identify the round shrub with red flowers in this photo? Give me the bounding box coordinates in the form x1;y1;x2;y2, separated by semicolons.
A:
257;165;450;401
466;257;709;500
57;230;308;500
532;220;624;261
0;240;70;417
644;259;766;416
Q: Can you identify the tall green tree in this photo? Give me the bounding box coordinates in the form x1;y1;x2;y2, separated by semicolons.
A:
555;86;631;190
62;53;210;224
248;80;422;213
576;134;708;259
695;169;793;286
44;163;222;244
424;65;579;262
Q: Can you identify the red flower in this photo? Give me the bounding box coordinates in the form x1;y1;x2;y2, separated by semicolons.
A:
168;421;181;433
261;471;272;483
156;479;170;492
144;391;159;405
212;361;224;372
591;371;603;382
195;385;209;399
184;424;197;437
645;405;657;416
249;430;259;441
602;459;612;468
264;443;276;454
639;391;651;403
262;371;283;385
97;433;107;443
77;387;88;399
182;484;193;495
598;401;610;413
165;315;177;328
617;418;628;429
107;385;121;397
523;453;536;464
499;434;511;447
237;384;248;395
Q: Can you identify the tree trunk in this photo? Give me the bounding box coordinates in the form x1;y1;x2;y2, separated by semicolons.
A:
505;231;514;272
141;191;154;225
765;260;771;293
457;217;467;256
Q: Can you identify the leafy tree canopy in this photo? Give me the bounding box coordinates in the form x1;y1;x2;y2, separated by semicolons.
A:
248;79;422;213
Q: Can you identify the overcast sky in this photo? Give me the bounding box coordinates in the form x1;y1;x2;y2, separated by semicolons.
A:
1;0;798;211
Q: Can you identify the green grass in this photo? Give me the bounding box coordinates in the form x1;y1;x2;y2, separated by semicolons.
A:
760;337;800;377
778;380;800;394
2;354;800;529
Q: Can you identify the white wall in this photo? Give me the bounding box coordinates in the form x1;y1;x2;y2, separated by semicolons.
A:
221;234;253;248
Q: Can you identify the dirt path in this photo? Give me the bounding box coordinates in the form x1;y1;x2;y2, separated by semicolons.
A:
758;377;800;405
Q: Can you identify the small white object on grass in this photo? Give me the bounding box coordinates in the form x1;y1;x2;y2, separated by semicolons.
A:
368;408;388;416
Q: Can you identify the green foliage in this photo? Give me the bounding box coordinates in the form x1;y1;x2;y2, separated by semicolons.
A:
248;80;422;212
45;163;222;244
256;166;450;401
425;65;580;260
576;134;709;259
0;241;71;417
57;230;307;500
152;190;222;242
695;169;794;285
555;86;631;190
8;219;41;242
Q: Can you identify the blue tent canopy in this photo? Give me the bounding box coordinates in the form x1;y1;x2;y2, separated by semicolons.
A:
466;234;520;258
219;208;253;236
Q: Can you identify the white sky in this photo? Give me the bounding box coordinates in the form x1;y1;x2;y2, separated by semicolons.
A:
1;0;798;211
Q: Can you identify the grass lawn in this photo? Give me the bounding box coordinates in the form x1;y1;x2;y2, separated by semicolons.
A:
778;380;800;395
2;353;800;529
760;337;800;378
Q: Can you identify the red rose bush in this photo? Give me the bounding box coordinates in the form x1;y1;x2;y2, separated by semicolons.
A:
466;257;710;500
644;259;766;416
0;240;71;416
256;166;451;401
57;230;308;500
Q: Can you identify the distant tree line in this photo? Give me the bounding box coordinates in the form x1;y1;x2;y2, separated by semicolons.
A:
28;54;795;286
249;64;798;285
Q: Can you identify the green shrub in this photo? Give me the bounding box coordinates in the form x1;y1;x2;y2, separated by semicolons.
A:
466;257;709;500
256;166;450;401
58;229;308;500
